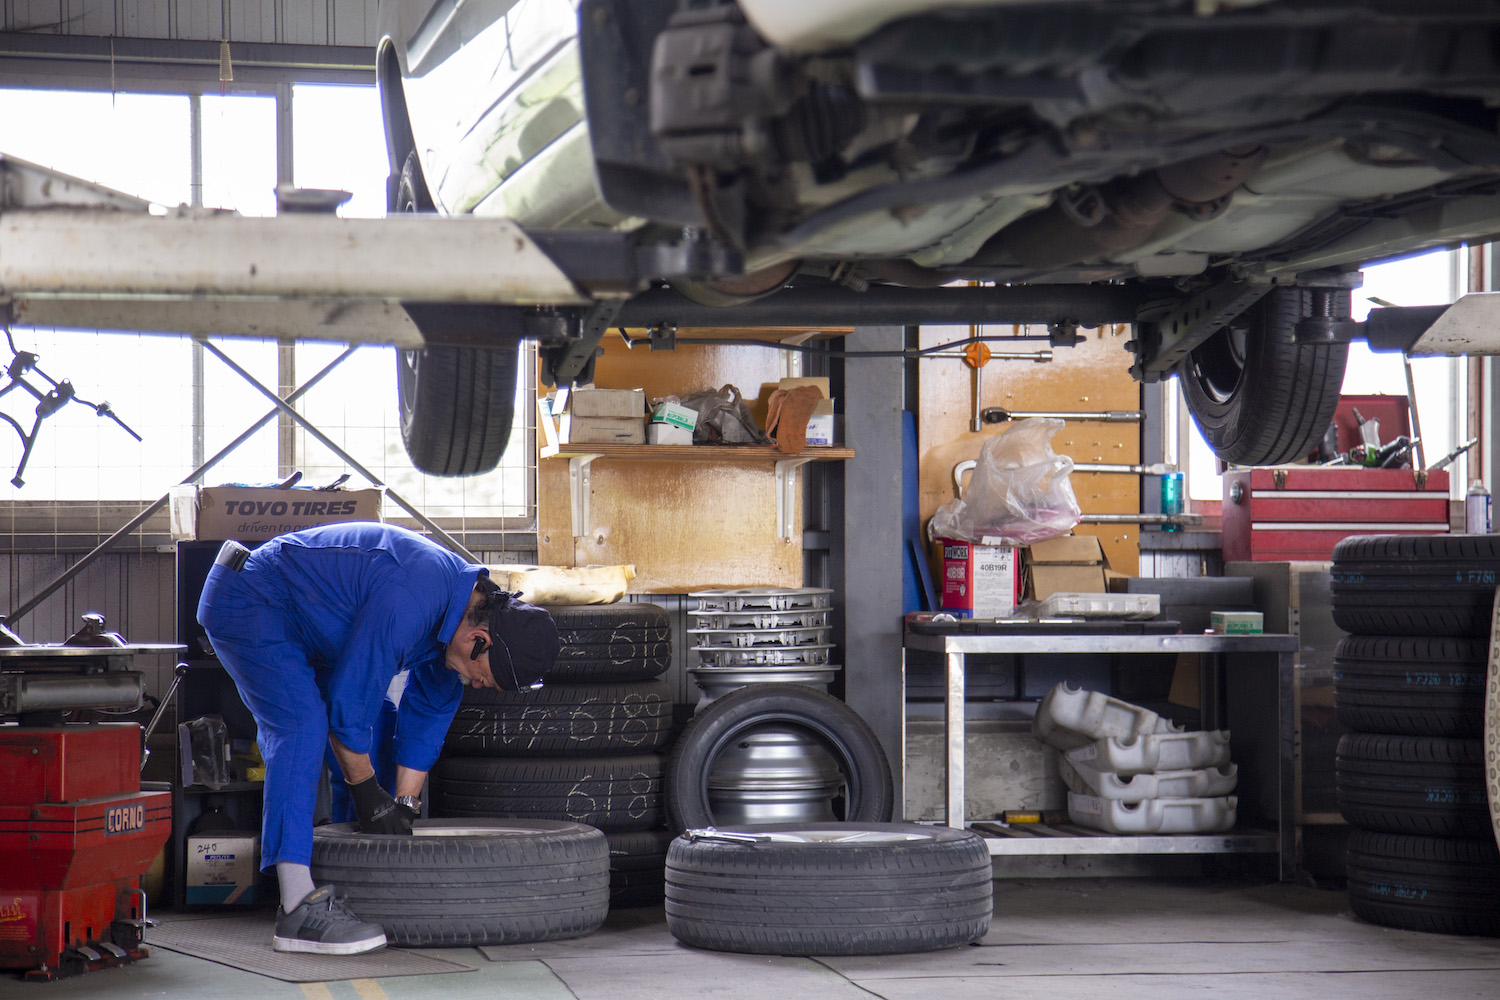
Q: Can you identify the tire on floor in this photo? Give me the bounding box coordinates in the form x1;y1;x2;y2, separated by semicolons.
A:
445;681;675;756
432;753;666;832
1346;828;1500;936
665;683;893;831
665;823;993;955
309;819;608;947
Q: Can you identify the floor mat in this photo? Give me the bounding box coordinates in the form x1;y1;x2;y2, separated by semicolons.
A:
146;914;476;983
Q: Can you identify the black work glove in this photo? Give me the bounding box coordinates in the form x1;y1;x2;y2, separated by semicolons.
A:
348;775;416;835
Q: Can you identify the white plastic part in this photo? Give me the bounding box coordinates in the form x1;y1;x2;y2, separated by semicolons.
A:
686;626;833;648
1031;683;1182;751
1064;730;1233;775
1034;592;1160;620
1066;793;1238;834
693;644;834;666
689;587;834;612
1059;757;1240;802
688;610;830;629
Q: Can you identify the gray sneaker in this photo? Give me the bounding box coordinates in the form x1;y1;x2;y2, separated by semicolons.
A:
272;886;387;955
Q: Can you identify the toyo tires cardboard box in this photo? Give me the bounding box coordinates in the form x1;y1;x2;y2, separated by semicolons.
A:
173;485;383;542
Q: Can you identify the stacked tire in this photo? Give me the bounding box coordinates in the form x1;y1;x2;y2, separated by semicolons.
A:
431;603;678;910
1330;535;1500;936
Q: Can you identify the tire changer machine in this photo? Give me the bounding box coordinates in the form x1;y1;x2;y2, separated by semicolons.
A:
0;614;183;981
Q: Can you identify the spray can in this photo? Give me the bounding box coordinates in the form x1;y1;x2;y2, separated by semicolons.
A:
1160;471;1184;533
1466;480;1491;534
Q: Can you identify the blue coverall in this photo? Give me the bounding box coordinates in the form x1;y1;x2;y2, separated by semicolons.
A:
197;522;485;869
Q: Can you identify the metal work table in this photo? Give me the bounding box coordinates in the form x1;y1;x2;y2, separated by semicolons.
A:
902;630;1299;880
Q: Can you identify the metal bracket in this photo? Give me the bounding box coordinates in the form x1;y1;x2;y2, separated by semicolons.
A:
568;453;604;538
1135;278;1272;381
775;457;815;541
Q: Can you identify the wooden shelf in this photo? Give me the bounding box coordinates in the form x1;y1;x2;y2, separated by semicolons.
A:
541;443;854;461
540;443;854;539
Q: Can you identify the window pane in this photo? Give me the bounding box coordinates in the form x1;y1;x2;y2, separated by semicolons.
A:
202;94;278;216
292;84;389;219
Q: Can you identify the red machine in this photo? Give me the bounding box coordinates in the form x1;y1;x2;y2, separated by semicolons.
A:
0;623;182;981
1222;466;1450;563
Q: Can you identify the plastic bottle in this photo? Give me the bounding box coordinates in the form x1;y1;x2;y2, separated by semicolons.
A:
1160;472;1184;533
1466;480;1492;534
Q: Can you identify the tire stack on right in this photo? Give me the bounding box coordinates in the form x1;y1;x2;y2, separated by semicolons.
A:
1330;534;1500;936
430;603;678;910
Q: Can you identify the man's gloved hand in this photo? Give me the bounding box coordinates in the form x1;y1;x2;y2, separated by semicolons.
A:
348;775;416;835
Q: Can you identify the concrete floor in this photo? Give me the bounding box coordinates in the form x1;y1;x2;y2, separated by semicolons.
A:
21;877;1500;1000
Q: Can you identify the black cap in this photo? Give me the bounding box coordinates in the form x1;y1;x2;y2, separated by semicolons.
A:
479;578;558;691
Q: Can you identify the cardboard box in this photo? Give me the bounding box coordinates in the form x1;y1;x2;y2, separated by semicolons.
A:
561;413;646;445
647;422;693;445
765;376;836;447
571;387;645;419
1211;610;1264;635
185;486;383;542
938;538;1019;618
186;833;260;904
1026;534;1107;601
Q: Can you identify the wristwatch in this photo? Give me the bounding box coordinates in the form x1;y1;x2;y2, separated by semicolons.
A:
394;795;422;814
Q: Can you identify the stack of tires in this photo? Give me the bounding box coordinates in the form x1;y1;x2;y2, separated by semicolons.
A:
1330;535;1500;936
430;603;679;910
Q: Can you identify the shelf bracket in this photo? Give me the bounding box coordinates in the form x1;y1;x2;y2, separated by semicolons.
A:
774;457;814;541
568;453;603;538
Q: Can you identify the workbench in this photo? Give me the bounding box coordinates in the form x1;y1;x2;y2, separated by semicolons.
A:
902;628;1299;880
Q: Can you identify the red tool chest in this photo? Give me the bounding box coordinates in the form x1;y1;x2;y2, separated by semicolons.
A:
1221;467;1451;563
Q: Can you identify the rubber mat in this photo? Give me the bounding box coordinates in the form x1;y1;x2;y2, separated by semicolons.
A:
146;914;476;982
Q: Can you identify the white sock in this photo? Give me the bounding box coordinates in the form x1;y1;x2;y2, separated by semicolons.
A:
276;862;316;912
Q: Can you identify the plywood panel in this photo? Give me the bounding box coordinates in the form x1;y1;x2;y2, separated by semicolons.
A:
918;324;1141;577
536;336;810;592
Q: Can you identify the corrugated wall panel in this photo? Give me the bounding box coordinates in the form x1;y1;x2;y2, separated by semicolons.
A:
121;0;172;38
3;0;380;45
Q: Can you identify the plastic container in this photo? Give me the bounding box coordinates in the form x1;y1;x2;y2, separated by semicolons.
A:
1035;592;1160;620
1063;730;1232;775
1059;758;1239;802
1066;793;1238;833
687;626;833;648
1466;480;1492;533
1160;471;1184;533
1031;683;1182;751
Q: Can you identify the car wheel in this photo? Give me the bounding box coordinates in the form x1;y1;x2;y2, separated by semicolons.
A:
1346;829;1500;937
444;680;675;757
1177;286;1349;466
665;684;894;831
309;819;608;946
664;823;993;955
391;149;518;477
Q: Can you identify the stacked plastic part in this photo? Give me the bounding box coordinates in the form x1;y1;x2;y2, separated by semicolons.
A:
687;587;840;706
1032;683;1238;834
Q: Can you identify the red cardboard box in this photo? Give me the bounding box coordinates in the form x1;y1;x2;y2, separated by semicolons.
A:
938;538;1019;618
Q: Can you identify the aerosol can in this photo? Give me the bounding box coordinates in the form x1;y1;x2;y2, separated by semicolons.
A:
1466;479;1491;534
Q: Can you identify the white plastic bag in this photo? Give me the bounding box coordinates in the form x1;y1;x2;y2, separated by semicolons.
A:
928;417;1081;545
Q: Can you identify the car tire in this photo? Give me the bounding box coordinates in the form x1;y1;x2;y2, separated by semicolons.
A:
664;823;993;955
444;680;674;757
665;684;893;831
1331;534;1500;638
1178;286;1350;466
1333;635;1487;737
390;149;517;477
605;828;675;909
548;603;672;682
432;753;666;832
1335;733;1490;838
308;819;608;947
1346;829;1500;937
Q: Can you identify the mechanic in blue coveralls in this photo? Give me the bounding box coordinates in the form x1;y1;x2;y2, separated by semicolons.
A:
197;521;558;956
